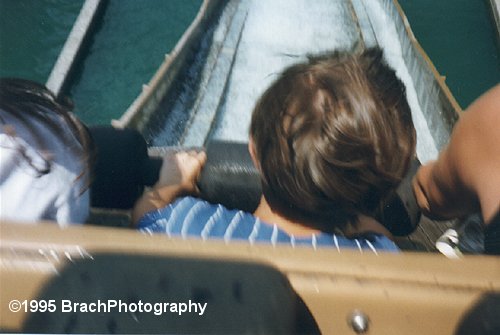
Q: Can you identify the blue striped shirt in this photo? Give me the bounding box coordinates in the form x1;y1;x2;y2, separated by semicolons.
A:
138;196;399;253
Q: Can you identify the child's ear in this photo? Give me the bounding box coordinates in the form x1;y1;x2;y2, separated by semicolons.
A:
248;138;259;170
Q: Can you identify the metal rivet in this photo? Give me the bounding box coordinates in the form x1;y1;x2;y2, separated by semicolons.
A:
348;310;370;333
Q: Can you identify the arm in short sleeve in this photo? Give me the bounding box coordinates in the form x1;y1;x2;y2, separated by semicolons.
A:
412;84;500;223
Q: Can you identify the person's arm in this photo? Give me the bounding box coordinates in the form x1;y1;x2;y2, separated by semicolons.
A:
132;150;206;225
412;84;500;224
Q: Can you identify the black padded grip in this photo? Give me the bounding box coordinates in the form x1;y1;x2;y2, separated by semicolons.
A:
90;126;162;209
374;158;421;236
198;140;421;236
198;141;262;213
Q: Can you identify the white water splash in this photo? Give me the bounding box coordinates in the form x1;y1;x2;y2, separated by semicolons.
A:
211;0;359;141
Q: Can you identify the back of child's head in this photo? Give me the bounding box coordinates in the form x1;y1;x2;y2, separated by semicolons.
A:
249;48;416;233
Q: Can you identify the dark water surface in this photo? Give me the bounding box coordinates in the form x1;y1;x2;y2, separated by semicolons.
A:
68;0;202;125
0;0;83;83
0;0;202;125
398;0;499;108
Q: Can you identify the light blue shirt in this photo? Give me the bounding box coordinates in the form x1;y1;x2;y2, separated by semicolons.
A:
138;196;399;253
